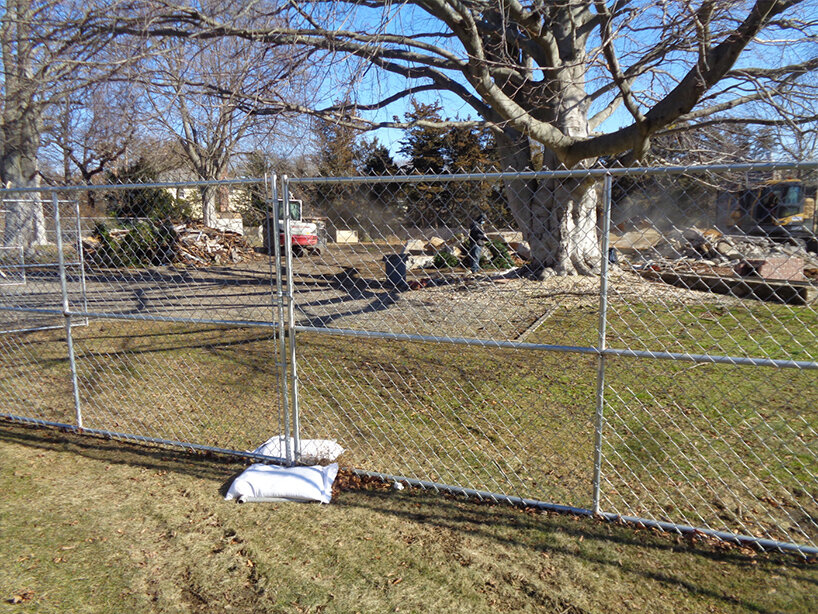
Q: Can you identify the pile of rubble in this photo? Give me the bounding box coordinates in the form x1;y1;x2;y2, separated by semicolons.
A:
612;227;818;282
174;223;260;266
402;232;530;268
83;222;261;268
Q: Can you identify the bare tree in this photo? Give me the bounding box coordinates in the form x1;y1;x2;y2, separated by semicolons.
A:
44;81;138;186
1;0;125;247
113;0;818;276
2;0;53;247
123;6;316;228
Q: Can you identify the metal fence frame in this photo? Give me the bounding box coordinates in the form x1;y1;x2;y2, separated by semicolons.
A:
282;164;818;555
0;197;89;333
0;162;815;556
0;177;296;464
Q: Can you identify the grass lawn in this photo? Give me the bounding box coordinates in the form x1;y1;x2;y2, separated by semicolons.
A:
1;422;817;614
0;299;815;550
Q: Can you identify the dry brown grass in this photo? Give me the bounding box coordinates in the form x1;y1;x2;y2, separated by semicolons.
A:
2;422;816;614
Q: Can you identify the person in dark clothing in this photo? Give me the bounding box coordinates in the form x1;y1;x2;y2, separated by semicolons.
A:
468;214;488;273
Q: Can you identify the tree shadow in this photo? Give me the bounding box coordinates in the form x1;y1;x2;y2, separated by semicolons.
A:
334;485;817;613
11;260;410;327
288;266;403;328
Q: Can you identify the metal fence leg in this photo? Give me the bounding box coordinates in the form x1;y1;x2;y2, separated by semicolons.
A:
282;177;301;463
52;193;83;429
268;174;294;465
74;200;89;323
592;173;613;515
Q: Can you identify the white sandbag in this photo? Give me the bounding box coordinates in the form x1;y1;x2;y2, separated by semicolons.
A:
225;463;338;504
251;435;345;462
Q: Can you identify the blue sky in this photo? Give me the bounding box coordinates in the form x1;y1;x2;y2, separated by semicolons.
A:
304;0;818;161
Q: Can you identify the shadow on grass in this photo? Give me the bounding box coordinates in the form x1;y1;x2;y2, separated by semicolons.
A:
334;485;817;614
0;420;247;487
3;419;816;614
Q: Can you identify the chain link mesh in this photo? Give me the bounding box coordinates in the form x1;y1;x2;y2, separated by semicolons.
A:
0;165;815;552
0;183;288;454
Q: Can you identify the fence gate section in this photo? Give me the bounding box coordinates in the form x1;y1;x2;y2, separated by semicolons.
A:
279;166;817;556
0;179;294;462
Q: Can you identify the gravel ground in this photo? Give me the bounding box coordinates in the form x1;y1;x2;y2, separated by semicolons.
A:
0;243;780;343
287;247;748;342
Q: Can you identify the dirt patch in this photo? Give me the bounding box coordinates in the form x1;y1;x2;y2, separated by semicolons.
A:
288;244;747;340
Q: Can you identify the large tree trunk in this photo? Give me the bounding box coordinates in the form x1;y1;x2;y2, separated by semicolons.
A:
200;184;218;228
2;192;47;250
483;2;603;278
495;40;601;278
1;0;47;250
498;132;601;278
1;99;47;250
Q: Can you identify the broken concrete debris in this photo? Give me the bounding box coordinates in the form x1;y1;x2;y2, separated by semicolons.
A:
612;227;818;282
734;256;807;282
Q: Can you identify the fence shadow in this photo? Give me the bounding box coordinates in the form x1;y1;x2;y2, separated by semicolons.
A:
0;421;245;483
336;486;817;613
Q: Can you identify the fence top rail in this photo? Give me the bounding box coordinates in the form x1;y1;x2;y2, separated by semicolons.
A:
0;161;816;194
1;199;78;204
285;160;818;185
0;177;270;196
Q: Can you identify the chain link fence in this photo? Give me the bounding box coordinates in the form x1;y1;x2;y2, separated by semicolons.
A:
0;163;815;555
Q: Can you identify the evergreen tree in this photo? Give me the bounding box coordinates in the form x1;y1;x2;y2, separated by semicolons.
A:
316;117;358;177
355;137;400;213
311;116;360;230
400;103;502;227
443;124;506;225
399;102;448;174
399;102;449;226
443;125;494;172
357;139;398;176
105;157;190;221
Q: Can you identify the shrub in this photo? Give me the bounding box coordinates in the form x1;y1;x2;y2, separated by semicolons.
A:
433;250;460;269
483;239;514;269
105;158;192;222
91;220;177;268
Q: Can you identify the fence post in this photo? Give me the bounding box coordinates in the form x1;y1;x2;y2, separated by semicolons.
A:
281;178;302;464
592;172;613;515
267;174;294;465
52;193;83;429
72;200;90;320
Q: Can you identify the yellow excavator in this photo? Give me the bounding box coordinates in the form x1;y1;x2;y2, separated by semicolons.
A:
717;179;818;252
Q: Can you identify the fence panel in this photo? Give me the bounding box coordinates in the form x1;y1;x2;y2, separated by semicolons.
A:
283;172;606;510
70;320;287;453
0;197;83;425
285;165;817;552
0;164;814;554
601;166;817;550
0;180;292;459
0;197;86;333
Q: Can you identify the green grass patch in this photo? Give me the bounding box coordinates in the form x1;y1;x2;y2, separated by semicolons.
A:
605;301;818;361
0;302;815;552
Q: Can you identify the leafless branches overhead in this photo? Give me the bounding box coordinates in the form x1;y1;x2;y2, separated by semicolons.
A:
97;0;816;166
